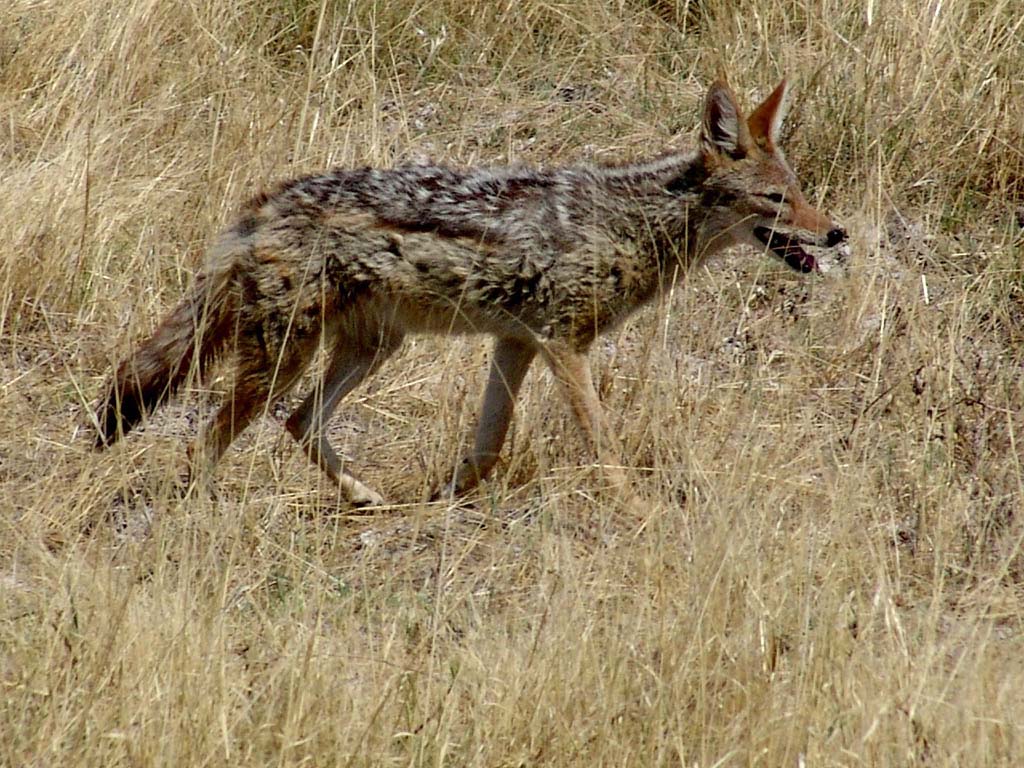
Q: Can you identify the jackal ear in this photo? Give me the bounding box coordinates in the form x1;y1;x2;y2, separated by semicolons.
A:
701;80;753;161
747;79;789;151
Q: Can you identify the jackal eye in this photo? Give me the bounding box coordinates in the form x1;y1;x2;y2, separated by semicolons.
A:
760;192;786;204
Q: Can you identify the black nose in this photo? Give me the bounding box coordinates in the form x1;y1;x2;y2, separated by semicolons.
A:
826;227;846;247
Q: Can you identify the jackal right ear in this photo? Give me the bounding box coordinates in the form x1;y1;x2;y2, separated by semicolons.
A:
701;80;754;162
747;79;789;151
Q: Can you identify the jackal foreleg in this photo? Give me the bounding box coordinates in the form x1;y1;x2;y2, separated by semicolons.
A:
541;342;633;500
435;336;536;499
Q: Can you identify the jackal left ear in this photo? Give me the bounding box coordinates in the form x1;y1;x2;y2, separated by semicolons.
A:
747;79;789;151
702;80;754;161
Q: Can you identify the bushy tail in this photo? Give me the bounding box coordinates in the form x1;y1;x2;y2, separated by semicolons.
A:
94;263;238;448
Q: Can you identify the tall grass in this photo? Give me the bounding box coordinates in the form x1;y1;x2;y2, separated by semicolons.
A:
2;0;1022;764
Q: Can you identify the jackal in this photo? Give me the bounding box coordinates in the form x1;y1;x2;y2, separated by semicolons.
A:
94;79;846;506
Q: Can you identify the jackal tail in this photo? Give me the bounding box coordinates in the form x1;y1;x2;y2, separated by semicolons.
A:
94;258;238;448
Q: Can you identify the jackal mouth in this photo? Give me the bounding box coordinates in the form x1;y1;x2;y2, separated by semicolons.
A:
753;226;818;274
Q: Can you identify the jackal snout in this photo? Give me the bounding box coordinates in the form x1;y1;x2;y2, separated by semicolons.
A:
752;210;847;273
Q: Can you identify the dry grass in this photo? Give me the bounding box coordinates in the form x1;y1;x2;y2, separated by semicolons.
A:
3;0;1024;764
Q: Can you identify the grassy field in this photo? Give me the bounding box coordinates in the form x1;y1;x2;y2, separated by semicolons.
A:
2;0;1023;764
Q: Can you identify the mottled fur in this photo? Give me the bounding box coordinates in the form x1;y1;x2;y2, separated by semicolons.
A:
94;79;845;506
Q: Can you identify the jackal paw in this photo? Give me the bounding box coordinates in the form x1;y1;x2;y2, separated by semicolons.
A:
428;481;458;503
430;458;488;502
429;473;476;502
348;482;387;509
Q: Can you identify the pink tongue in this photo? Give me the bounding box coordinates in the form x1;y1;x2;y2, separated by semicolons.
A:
784;249;817;273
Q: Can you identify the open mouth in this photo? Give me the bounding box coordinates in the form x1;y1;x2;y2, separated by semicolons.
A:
753;226;818;274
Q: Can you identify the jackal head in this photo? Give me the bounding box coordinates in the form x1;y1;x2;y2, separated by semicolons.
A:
697;79;845;273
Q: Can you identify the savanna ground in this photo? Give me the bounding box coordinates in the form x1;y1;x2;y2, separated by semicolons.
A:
2;1;1024;765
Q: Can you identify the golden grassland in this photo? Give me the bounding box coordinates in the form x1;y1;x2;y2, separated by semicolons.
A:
2;0;1023;764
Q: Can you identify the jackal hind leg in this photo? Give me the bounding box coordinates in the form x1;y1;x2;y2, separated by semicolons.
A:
433;336;537;500
540;342;638;507
188;334;312;494
285;326;403;508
